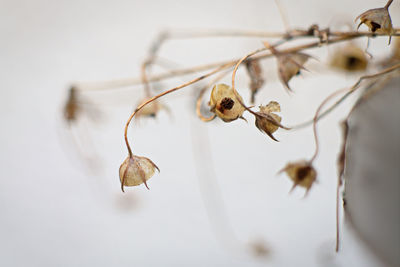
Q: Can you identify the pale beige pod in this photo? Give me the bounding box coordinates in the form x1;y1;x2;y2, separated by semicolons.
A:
119;156;159;189
209;83;245;122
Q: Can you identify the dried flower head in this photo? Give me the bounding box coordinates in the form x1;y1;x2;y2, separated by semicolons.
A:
355;0;394;44
119;155;160;192
280;160;317;195
209;83;246;122
277;52;311;92
330;43;368;72
64;86;80;123
255;101;282;141
245;59;265;104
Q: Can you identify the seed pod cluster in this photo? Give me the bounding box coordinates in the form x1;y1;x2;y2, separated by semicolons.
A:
255;101;282;141
209;83;245;122
119;155;160;191
330;44;368;72
280;160;317;195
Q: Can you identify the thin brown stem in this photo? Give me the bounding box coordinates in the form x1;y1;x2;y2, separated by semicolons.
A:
274;0;290;31
385;0;393;9
309;88;349;163
292;63;400;130
124;62;235;156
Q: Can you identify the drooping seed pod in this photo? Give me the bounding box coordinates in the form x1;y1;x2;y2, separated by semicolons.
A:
280;160;317;195
64;86;81;123
355;0;394;44
119;155;160;191
330;43;368;72
255;101;282;141
277;53;311;92
209;83;246;122
245;59;265;104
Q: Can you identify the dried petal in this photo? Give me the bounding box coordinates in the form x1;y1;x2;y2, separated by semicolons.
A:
209;83;245;122
119;155;159;191
330;44;368;72
255;101;282;141
280;160;317;195
277;53;310;92
355;3;394;44
245;59;265;104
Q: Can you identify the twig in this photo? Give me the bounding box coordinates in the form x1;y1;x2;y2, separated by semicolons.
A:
73;30;400;92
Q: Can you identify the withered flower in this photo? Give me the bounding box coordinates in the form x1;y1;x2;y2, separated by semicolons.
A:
280;160;317;195
255;101;282;141
355;0;395;44
330;43;368;72
209;83;245;122
245;59;265;104
119;155;160;192
277;52;311;92
64;86;81;123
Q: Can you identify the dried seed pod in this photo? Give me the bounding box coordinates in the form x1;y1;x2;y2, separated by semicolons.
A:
277;53;311;92
136;98;168;120
64;86;80;123
245;59;265;104
119;155;160;191
355;1;394;44
209;83;245;122
255;101;282;141
330;43;368;72
280;160;317;195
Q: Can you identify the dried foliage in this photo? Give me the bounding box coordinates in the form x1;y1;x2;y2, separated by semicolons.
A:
63;0;400;257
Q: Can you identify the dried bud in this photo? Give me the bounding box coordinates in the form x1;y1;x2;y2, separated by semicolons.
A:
277;53;311;92
209;83;245;122
64;86;80;123
330;44;368;72
280;160;317;195
255;101;282;141
355;0;394;44
136;98;168;120
119;155;160;191
245;59;265;104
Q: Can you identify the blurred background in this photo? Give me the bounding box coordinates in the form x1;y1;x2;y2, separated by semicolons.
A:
0;0;398;266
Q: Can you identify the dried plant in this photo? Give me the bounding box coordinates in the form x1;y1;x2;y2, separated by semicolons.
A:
64;0;400;257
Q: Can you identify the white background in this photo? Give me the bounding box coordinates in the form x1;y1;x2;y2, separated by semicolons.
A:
0;0;398;266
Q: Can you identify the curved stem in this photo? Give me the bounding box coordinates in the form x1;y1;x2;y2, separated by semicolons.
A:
124;62;235;156
309;88;348;163
308;63;400;163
